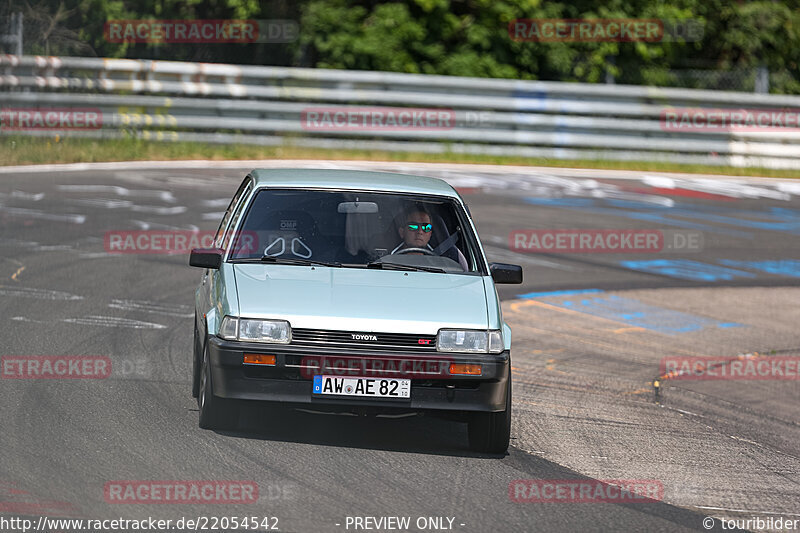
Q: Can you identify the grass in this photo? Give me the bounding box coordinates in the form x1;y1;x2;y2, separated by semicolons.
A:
1;135;798;178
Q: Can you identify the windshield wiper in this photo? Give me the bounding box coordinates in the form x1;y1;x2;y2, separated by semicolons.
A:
233;256;342;267
366;261;445;274
234;256;443;272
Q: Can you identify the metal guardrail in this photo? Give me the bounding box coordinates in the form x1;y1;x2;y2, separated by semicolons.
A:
2;55;800;169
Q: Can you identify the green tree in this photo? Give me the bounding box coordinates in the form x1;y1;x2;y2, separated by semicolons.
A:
4;0;798;93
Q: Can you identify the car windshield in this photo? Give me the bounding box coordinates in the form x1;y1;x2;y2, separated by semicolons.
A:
229;189;483;274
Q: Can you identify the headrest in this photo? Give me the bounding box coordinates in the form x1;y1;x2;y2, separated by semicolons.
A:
256;211;316;258
258;210;316;235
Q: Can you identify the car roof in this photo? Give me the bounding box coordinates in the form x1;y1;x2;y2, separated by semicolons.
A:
249;169;461;198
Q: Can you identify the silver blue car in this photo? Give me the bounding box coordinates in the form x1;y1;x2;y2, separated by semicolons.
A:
190;169;522;453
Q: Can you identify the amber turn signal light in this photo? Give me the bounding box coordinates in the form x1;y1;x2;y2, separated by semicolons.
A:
449;363;481;375
243;354;276;366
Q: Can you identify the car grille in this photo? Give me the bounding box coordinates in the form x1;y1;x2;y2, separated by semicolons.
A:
291;328;437;352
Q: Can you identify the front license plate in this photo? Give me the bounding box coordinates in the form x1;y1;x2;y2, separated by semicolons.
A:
312;375;411;399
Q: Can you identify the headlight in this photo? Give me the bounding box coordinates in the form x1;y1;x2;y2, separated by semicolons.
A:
437;329;504;354
218;316;291;344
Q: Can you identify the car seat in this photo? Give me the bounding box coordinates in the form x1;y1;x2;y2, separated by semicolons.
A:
253;210;324;260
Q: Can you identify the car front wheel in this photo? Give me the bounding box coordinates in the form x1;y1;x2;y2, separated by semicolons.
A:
191;314;201;398
467;373;511;453
198;344;239;430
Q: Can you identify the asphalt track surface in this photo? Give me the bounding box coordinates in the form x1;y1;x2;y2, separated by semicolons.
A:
1;160;799;533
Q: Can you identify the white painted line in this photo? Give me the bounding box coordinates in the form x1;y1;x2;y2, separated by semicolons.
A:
108;299;193;318
78;252;122;259
11;316;44;323
0;238;40;248
132;220;199;231
58;184;177;202
130;205;187;215
202;198;232;207
10;191;45;201
0;207;86;224
0;286;84;300
69;198;133;209
35;245;75;251
728;435;761;446
13;315;167;329
62;316;167;329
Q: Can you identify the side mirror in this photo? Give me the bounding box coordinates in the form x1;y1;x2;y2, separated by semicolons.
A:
190;248;223;269
489;262;522;284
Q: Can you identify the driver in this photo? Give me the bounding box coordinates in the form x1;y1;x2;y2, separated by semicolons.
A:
389;205;469;271
391;207;434;255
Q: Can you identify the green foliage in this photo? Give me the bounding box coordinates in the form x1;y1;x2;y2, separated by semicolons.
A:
293;0;800;92
3;0;798;93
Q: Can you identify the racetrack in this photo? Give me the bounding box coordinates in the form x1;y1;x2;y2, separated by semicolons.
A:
1;160;799;532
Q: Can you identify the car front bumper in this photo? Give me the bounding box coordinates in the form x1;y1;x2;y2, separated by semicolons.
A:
207;336;510;413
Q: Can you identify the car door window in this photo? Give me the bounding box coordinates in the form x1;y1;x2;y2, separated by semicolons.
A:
214;177;252;248
222;182;254;252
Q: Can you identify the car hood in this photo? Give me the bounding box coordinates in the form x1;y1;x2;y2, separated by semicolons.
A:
232;264;489;335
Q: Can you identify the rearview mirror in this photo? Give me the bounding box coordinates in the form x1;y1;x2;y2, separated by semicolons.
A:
489;263;522;284
338;201;379;214
190;248;223;269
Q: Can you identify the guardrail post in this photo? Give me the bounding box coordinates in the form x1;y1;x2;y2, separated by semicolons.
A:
755;66;769;94
0;12;23;56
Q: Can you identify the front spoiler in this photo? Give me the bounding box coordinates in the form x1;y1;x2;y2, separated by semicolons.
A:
206;336;510;413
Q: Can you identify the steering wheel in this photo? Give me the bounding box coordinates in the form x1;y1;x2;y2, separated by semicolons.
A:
392;247;435;256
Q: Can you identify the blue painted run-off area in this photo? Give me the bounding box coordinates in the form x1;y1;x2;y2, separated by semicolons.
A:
719;259;800;277
620;259;800;281
620;259;757;282
516;289;742;334
523;198;800;237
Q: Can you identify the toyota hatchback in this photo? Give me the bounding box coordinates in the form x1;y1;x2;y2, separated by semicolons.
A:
190;169;522;453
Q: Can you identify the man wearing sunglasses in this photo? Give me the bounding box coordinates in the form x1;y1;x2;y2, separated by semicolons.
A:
391;208;435;255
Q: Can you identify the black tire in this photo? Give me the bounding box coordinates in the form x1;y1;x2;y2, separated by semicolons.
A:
191;314;201;398
468;372;511;453
197;344;239;430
